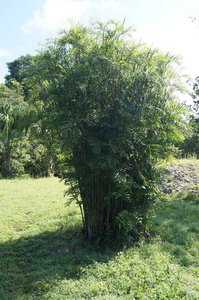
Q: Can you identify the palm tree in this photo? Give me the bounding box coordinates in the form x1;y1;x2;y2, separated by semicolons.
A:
0;84;32;177
30;20;188;240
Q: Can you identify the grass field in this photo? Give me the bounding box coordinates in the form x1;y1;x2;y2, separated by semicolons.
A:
0;165;199;299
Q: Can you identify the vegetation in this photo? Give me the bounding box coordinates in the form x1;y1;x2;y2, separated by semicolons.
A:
0;173;199;299
178;117;199;158
0;84;31;177
178;76;199;158
0;19;198;242
1;16;199;300
5;54;34;101
0;83;64;178
27;20;188;240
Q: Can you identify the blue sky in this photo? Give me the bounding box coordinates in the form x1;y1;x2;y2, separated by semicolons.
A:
1;0;199;93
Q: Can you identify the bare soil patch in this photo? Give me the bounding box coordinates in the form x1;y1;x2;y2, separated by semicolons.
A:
162;163;199;194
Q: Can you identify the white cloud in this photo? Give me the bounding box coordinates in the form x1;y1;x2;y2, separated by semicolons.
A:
133;14;199;104
93;0;119;10
22;0;91;34
134;14;199;79
22;0;120;34
0;48;12;58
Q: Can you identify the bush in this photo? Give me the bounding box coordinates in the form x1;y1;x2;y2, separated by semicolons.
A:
31;20;187;240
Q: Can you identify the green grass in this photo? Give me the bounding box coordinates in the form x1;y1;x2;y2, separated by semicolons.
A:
165;156;199;167
0;175;199;299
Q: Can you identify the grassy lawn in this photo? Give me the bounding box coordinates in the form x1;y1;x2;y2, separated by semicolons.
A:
0;171;199;299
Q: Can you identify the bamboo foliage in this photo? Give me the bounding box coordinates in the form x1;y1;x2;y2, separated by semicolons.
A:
30;20;188;240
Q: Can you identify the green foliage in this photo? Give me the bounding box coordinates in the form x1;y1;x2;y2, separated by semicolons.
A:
178;117;199;158
0;82;64;178
17;135;47;177
0;84;31;177
192;76;199;103
30;20;188;240
27;104;64;177
178;76;199;158
115;210;144;240
5;54;34;100
0;83;24;106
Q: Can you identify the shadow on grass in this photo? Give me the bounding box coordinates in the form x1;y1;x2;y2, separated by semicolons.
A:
0;224;122;299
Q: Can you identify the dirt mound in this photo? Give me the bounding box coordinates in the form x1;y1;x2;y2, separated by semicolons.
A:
162;164;199;194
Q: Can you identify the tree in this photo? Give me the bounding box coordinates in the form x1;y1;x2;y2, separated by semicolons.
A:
0;84;32;177
5;54;62;176
193;76;199;106
30;20;187;240
28;117;59;177
5;54;34;100
179;76;199;158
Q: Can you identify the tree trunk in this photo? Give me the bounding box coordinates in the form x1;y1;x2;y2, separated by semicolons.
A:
78;175;121;240
45;147;54;177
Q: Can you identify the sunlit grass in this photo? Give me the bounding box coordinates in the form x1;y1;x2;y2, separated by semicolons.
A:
0;178;81;242
167;155;199;167
158;155;199;169
0;175;199;299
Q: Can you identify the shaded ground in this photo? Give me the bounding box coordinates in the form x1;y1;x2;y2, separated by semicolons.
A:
162;163;199;194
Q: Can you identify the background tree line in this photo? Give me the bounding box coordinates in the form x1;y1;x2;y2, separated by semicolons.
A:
0;80;64;178
1;20;198;240
178;76;199;158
